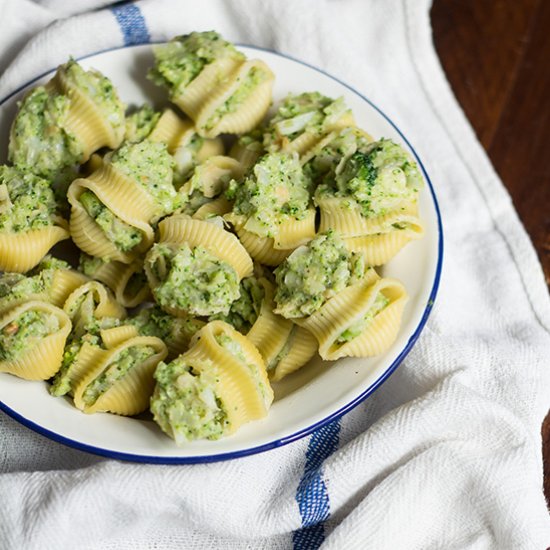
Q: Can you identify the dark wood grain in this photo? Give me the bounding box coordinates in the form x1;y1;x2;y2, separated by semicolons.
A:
431;0;550;506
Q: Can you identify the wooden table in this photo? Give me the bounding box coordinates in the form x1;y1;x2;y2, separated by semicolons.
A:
431;0;550;505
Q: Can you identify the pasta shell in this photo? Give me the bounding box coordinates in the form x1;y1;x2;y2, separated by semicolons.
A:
0;224;70;273
0;301;71;380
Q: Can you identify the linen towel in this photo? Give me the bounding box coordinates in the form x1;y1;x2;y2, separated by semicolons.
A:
0;1;549;548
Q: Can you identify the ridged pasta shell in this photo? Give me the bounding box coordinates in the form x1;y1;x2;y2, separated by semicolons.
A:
184;321;273;432
296;276;407;361
50;69;123;160
195;60;275;138
192;196;232;220
343;230;423;267
68;175;154;263
181;155;243;199
317;195;423;238
64;281;126;322
100;324;139;349
86;259;150;309
48;269;90;308
0;301;71;380
173;57;244;120
230;224;291;266
247;278;294;365
246;279;317;381
73;336;167;415
148;108;195;153
229;140;264;173
270;326;318;382
0;224;70;273
158;215;253;279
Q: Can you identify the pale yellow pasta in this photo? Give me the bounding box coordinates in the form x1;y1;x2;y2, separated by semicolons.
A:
182;321;273;434
100;324;139;349
63;281;126;332
158;214;253;279
68;166;155;263
0;223;70;273
247;278;318;381
173;57;244;120
84;259;150;308
270;326;318;382
195;60;275;138
72;336;167;415
192;196;232;220
296;276;408;361
226;209;316;266
148;108;195;151
0;301;71;380
229;137;264;173
47;268;90;308
48;67;124;160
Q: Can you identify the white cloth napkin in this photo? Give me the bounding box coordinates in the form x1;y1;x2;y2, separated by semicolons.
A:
1;1;549;548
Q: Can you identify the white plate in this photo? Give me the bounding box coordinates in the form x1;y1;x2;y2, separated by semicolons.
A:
0;44;443;463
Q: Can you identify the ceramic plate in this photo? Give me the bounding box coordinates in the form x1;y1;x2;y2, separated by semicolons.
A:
0;44;443;462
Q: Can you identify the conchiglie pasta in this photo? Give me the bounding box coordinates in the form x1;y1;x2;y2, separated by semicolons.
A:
0;223;70;273
195;60;275;139
246;278;317;381
157;215;253;280
295;276;408;361
151;321;272;444
72;335;167;415
0;301;71;380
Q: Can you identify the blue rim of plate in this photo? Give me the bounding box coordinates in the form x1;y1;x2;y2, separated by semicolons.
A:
0;43;443;464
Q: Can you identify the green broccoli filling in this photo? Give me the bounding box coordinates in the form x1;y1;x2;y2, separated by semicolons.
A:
0;310;59;362
129;306;203;351
148;31;245;96
8;86;83;180
317;139;422;218
151;357;229;444
146;243;240;317
303;127;373;185
274;231;365;319
227;152;310;238
79;190;143;252
336;293;390;344
124;104;161;143
110;141;178;215
209;277;264;333
264;92;350;150
0;166;57;233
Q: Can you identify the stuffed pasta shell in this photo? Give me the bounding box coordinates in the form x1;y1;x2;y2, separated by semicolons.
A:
149;32;274;138
214;276;317;381
0;301;71;380
9;59;125;190
0;166;70;272
80;253;151;308
315;138;424;265
71;333;167;415
145;215;253;317
68;140;177;262
151;320;273;444
148;108;224;185
263;92;354;155
178;155;242;219
274;231;407;360
225;153;315;265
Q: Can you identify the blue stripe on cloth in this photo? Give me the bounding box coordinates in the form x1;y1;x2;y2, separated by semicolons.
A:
293;419;341;550
111;2;150;46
